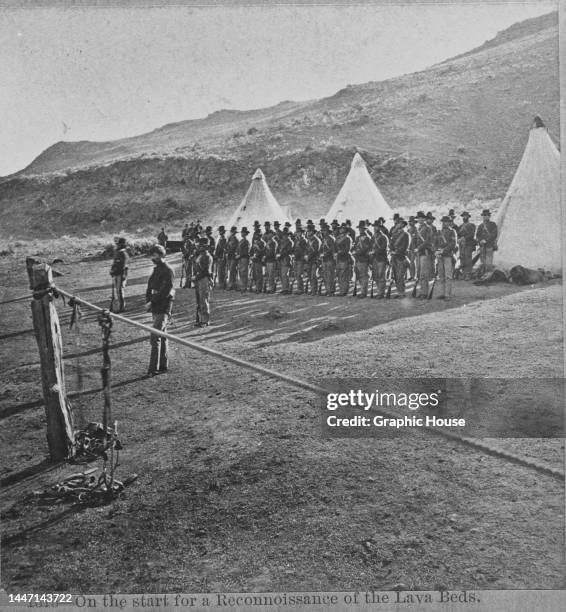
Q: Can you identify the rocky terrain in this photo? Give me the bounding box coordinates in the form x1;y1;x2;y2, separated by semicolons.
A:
0;11;559;238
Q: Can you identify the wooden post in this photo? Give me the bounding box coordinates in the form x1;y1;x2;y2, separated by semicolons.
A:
27;259;75;461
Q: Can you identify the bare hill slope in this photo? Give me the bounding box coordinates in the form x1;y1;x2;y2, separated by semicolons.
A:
0;11;559;238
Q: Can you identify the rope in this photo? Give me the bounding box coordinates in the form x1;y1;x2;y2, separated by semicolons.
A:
52;285;564;482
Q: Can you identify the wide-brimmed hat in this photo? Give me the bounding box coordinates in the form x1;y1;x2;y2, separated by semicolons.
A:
415;211;426;220
448;209;456;217
440;215;451;223
253;220;261;227
398;218;408;227
230;226;238;232
426;212;435;220
205;226;212;233
408;216;416;222
461;211;470;218
150;244;166;256
481;209;491;217
116;237;127;246
274;221;281;227
357;221;366;228
218;225;225;232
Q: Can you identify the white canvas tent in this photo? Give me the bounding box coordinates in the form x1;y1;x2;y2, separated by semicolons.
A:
495;117;561;273
226;168;292;229
325;152;393;224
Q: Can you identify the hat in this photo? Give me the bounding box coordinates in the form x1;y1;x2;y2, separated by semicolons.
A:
440;215;451;223
253;220;261;227
408;216;416;222
357;221;366;228
230;226;238;232
345;219;352;226
481;209;491;217
218;225;225;232
399;218;408;227
461;211;470;218
205;226;212;233
198;237;209;246
415;211;426;220
339;223;347;230
426;212;435;220
284;221;291;227
150;244;166;256
448;209;456;217
116;237;127;246
392;213;400;220
274;221;281;227
264;220;271;226
295;218;302;225
331;219;339;227
241;227;249;234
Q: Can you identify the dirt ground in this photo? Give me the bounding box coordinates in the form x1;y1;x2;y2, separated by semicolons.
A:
0;251;564;592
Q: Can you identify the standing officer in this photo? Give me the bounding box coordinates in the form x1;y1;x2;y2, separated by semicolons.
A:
193;237;214;327
407;216;417;280
110;237;129;312
182;227;197;289
435;215;458;300
353;221;371;298
144;244;175;377
414;211;434;298
476;209;498;274
369;222;388;299
457;212;476;280
214;226;227;290
226;226;239;290
236;227;250;292
157;228;168;249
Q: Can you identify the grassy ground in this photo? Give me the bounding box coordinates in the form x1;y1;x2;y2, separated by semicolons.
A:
0;250;563;592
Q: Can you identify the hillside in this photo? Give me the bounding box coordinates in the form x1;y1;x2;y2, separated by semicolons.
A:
0;11;559;238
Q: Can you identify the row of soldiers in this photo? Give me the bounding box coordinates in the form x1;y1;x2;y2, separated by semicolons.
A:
177;208;498;300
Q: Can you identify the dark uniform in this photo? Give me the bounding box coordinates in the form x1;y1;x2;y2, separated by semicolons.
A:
320;230;336;296
264;233;279;293
214;227;227;290
335;228;353;296
226;228;239;290
236;228;250;292
250;236;267;293
457;213;476;280
369;226;388;298
306;231;321;295
292;229;308;294
353;223;371;298
476;211;498;273
276;228;294;294
435;218;458;299
390;221;410;297
414;214;435;297
145;248;175;375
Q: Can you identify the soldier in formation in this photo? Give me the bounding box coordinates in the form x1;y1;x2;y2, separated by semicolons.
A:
110;236;129;312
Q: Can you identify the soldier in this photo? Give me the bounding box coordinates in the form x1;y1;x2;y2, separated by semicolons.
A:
262;221;272;241
181;223;190;240
181;228;197;289
193;237;214;327
389;213;400;236
204;226;216;257
320;225;336;296
226;226;239;290
376;216;389;239
414;211;435;298
264;229;279;293
214;225;227;290
292;225;308;294
144;244;175;377
435;215;458;300
426;212;437;238
476;209;498;273
448;209;458;232
250;233;267;293
345;219;356;242
353;221;371;298
110;237;129;312
276;226;294;294
369;222;388;299
407;216;417;280
236;227;250;292
335;224;353;296
457;212;476;280
331;219;340;240
390;218;410;298
252;220;262;243
273;220;283;241
157;227;168;249
306;226;321;295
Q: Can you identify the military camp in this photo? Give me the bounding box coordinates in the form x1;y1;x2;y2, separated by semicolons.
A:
0;3;563;602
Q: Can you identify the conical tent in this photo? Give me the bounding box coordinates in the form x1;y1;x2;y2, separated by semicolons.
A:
495;117;561;273
325;152;393;224
226;168;291;229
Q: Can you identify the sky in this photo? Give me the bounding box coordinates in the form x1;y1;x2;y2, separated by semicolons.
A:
0;0;558;176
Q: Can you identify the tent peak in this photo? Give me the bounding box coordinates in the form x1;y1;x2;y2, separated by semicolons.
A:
351;152;367;168
252;168;265;180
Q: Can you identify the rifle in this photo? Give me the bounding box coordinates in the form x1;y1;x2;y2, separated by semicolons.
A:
110;278;116;312
179;259;185;288
352;265;358;297
428;255;440;299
